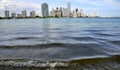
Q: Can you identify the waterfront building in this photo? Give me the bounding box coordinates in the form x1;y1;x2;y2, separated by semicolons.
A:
21;10;27;18
4;10;10;19
60;7;63;17
55;7;60;17
77;12;81;17
67;2;71;17
11;13;16;18
41;3;49;17
62;8;68;17
89;12;98;17
76;8;79;17
79;9;84;17
50;8;56;17
72;9;77;17
17;14;22;18
49;11;52;17
30;11;36;18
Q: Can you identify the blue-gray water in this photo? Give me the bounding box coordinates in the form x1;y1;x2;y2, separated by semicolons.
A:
0;18;120;62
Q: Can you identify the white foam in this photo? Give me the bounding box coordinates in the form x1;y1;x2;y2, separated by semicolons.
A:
0;60;68;67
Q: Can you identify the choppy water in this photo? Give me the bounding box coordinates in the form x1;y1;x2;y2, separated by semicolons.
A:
0;18;120;64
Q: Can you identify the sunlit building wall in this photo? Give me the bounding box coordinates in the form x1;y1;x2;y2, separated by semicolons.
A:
22;10;27;18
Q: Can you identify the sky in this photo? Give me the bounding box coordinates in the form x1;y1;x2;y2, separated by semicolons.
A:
0;0;120;17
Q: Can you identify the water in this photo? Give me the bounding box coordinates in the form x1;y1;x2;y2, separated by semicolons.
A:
0;18;120;66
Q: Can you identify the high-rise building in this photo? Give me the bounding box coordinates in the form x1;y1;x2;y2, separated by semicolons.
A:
72;9;77;17
50;8;56;17
17;14;21;18
4;10;10;19
11;13;16;18
67;2;71;17
80;9;84;17
41;3;49;17
21;10;27;18
30;11;36;18
77;12;81;17
55;7;60;17
60;7;63;17
62;8;68;17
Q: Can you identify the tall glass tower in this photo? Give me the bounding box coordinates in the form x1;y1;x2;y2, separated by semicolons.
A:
67;2;71;17
41;3;49;17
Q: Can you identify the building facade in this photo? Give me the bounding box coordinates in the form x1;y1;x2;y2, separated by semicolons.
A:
50;8;56;17
11;13;16;18
41;3;49;17
30;11;36;18
17;14;21;18
60;7;63;17
4;10;10;19
55;7;60;17
67;2;71;17
21;10;27;18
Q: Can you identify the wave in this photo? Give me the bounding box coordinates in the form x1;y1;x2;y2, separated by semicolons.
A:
14;37;40;40
0;55;120;68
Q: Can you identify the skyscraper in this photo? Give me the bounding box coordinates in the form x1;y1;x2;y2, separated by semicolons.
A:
73;9;77;17
11;13;16;18
50;8;56;17
17;14;21;18
67;2;71;17
41;3;49;17
60;7;63;17
80;9;84;17
55;7;60;17
62;8;68;17
21;10;27;18
30;11;36;18
4;10;10;19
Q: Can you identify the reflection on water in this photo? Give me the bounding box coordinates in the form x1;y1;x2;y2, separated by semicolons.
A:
0;18;120;62
42;19;50;44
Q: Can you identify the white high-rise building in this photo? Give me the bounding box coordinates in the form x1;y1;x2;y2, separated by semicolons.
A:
62;8;68;17
50;8;55;17
41;3;49;17
22;10;27;18
72;9;77;18
80;9;84;17
67;2;71;17
4;10;10;19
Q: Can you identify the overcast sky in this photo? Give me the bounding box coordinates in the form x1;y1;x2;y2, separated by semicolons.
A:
0;0;120;17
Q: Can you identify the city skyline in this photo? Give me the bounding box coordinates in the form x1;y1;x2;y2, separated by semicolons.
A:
3;2;99;19
0;0;120;17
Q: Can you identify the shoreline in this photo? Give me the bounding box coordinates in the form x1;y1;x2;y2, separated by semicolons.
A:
0;17;120;20
0;55;120;70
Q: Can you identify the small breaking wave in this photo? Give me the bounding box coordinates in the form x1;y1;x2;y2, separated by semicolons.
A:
0;59;69;68
0;55;120;68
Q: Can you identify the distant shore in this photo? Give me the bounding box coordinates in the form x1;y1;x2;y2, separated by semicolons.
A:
0;16;99;19
0;16;120;20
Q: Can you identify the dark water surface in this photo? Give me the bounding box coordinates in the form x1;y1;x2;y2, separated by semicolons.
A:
0;18;120;67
